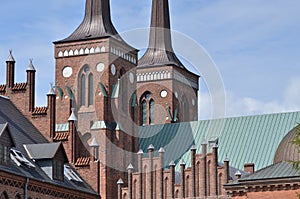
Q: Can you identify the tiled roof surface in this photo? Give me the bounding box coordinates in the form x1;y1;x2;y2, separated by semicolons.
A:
54;132;69;141
0;96;97;195
75;157;90;167
12;82;27;91
32;106;48;115
139;112;300;171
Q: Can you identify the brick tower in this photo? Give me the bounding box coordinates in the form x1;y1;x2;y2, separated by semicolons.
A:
137;0;199;126
53;0;138;198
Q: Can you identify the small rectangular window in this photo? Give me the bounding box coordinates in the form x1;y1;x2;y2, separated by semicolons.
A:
53;159;64;181
3;146;9;164
0;144;3;164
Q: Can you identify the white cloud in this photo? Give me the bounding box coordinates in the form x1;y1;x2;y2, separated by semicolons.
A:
200;77;300;119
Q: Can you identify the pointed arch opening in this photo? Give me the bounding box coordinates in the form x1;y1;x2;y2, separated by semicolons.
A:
139;91;154;126
79;65;94;107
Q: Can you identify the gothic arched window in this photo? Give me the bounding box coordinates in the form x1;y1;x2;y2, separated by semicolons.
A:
140;91;154;126
79;65;94;107
88;74;94;106
150;99;155;124
142;100;147;126
80;74;86;106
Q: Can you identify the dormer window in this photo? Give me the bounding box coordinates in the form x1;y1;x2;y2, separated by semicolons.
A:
53;159;64;181
0;144;9;165
24;142;68;182
0;123;16;165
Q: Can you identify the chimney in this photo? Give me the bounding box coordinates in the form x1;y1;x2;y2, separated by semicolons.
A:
6;50;15;88
68;108;77;163
27;59;36;112
137;149;143;199
244;163;255;174
200;140;207;197
47;83;56;140
158;147;165;199
224;158;230;184
169;161;175;199
180;160;186;198
211;144;218;196
89;137;99;161
127;164;134;199
117;178;124;199
148;144;154;199
191;145;197;198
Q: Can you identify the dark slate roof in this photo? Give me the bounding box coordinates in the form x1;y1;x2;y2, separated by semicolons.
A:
139;111;300;171
54;0;122;43
138;0;184;69
0;123;7;135
24;142;63;160
0;95;97;196
239;162;300;181
226;162;300;186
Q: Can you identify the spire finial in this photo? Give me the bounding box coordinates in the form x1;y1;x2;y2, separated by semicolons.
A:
6;50;15;62
47;83;56;95
27;58;36;71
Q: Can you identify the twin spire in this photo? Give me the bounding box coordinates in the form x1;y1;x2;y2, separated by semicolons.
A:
139;0;183;68
57;0;183;68
56;0;121;43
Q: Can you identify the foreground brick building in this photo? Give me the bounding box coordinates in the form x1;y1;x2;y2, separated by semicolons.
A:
1;0;300;198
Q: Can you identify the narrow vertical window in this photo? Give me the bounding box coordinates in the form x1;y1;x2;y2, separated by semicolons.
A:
0;144;3;164
3;146;9;164
150;100;155;124
88;74;94;106
80;75;86;106
142;100;147;125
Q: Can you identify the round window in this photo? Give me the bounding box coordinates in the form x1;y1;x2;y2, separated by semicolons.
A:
96;63;105;72
62;66;73;78
160;90;168;98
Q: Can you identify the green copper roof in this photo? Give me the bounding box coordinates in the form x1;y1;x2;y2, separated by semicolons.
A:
139;111;300;171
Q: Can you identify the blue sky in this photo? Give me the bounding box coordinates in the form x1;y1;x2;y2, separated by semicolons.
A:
0;0;300;119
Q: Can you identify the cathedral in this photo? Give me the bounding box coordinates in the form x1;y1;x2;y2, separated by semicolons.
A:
1;0;300;199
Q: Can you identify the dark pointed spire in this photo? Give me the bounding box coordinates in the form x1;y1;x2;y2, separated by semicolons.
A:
55;0;121;43
138;0;184;68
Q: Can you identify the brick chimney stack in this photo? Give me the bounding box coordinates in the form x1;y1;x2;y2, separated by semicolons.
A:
244;163;255;174
211;144;219;196
26;59;36;112
47;84;56;140
6;50;15;88
68;108;77;163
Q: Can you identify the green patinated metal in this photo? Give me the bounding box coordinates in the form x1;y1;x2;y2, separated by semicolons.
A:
139;111;300;171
